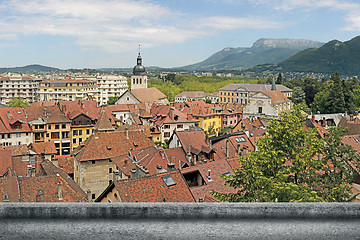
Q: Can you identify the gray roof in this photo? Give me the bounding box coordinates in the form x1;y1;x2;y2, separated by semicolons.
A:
219;84;292;92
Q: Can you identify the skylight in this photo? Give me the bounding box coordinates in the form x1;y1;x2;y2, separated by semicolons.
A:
235;137;246;143
162;175;176;187
355;138;360;143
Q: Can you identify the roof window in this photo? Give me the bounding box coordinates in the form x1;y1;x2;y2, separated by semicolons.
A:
162;175;176;187
235;137;246;143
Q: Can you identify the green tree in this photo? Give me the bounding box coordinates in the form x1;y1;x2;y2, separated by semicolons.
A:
327;72;346;113
275;73;283;84
107;96;119;105
213;107;359;202
6;98;30;107
291;86;306;104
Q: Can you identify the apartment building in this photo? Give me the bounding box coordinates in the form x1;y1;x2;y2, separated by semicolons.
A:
37;77;98;102
0;75;42;104
97;75;128;106
219;83;293;104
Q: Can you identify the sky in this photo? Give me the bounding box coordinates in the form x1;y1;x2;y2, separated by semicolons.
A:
0;0;360;69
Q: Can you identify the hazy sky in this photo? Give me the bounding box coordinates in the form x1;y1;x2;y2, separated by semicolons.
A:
0;0;359;69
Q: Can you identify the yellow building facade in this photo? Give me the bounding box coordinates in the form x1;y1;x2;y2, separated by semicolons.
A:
194;114;222;137
37;78;98;102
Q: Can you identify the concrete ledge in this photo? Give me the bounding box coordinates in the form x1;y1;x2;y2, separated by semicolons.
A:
1;202;360;220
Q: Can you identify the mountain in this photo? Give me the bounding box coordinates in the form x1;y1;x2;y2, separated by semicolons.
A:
182;38;324;70
0;64;60;73
277;36;360;75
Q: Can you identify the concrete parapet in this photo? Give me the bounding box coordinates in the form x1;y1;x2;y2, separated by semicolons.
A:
1;202;360;220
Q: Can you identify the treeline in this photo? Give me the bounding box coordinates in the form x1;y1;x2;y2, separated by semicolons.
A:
284;72;359;114
149;74;265;101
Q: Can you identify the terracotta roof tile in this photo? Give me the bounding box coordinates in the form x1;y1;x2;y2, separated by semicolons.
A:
0;108;32;133
262;90;290;104
2;144;30;156
131;87;168;104
0;149;11;176
180;158;237;201
74;130;155;161
29;141;57;155
113;171;195;202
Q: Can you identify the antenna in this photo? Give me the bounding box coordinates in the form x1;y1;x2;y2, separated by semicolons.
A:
138;44;141;55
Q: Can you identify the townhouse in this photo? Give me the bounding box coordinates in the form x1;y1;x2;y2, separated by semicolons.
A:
150;104;198;143
0;108;32;147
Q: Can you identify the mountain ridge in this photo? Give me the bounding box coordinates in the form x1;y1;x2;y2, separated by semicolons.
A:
181;38;324;70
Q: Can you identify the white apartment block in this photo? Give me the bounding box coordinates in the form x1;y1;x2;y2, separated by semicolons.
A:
0;75;42;104
97;75;128;106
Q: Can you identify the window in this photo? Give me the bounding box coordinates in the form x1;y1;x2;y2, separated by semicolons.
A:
235;137;246;143
55;124;59;129
177;124;183;129
164;125;170;129
79;138;83;143
48;125;51;130
79;130;83;135
109;168;112;174
92;194;96;199
73;130;78;136
162;175;176;187
62;124;66;129
16;133;21;138
3;194;8;201
164;132;170;138
86;129;90;135
258;107;263;114
73;138;76;144
91;160;95;164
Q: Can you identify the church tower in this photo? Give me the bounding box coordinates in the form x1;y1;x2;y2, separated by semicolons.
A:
131;47;147;90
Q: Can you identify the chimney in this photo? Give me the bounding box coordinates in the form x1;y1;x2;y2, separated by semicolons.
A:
167;162;175;172
156;165;162;174
311;114;315;123
125;127;129;139
160;150;165;159
209;140;212;148
86;189;91;201
237;144;241;154
350;114;354;121
323;117;327;128
57;182;63;200
208;169;211;178
226;140;229;158
113;170;119;181
130;169;136;178
179;160;182;170
169;107;175;120
124;159;128;168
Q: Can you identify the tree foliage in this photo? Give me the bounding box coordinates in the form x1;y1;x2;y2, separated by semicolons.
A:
213;107;360;202
149;74;264;102
107;96;119;105
6;98;30;107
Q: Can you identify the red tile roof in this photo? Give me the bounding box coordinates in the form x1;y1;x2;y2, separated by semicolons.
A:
342;135;360;153
58;100;99;120
0;108;32;133
174;129;210;155
25;105;71;124
112;146;189;176
56;156;74;175
180;158;237;201
2;144;30;156
263;90;290;104
212;133;255;162
0;149;11;176
73;130;155;161
112;171;195;202
29;141;57;155
131;87;168;104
